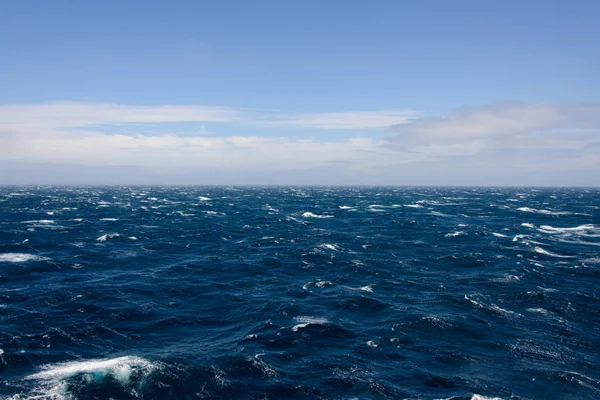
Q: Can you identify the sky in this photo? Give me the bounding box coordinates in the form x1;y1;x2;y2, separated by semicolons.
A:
1;0;599;185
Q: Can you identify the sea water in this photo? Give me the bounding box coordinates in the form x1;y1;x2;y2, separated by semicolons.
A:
0;186;598;399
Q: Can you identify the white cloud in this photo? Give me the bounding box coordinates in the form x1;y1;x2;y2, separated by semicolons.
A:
0;101;599;185
388;102;600;149
5;132;413;170
0;102;242;134
252;110;418;129
0;101;421;176
0;102;416;133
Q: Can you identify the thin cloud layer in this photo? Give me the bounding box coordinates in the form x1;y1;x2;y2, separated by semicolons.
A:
0;101;599;185
0;102;242;133
253;110;418;129
0;102;416;133
388;103;600;149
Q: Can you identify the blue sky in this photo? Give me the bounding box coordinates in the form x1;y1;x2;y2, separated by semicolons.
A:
1;0;599;185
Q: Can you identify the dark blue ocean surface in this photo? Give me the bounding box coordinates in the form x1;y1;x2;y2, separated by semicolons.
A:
0;187;599;400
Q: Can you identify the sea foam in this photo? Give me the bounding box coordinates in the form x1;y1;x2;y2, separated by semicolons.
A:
0;253;48;263
302;212;333;219
20;356;160;400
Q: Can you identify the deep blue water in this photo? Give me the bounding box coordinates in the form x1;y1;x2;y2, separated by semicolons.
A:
0;186;599;400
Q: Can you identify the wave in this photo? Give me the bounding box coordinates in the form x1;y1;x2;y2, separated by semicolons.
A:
249;353;277;377
445;231;466;238
534;247;574;258
0;253;48;263
291;316;329;332
429;211;452;217
465;295;522;318
27;356;157;382
96;233;121;242
516;207;588;216
301;212;333;219
20;356;159;400
286;216;307;225
319;243;339;251
360;284;374;293
538;224;599;235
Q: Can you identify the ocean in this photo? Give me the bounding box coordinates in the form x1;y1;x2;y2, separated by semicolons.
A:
0;186;598;400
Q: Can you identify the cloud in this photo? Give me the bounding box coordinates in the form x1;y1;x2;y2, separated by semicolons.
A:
0;102;242;134
4;132;413;170
387;102;600;151
0;102;416;134
0;101;599;185
0;101;422;178
252;110;418;129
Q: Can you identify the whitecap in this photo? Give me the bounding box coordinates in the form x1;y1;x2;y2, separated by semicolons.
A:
445;231;466;238
465;295;522;318
366;340;378;347
534;247;574;258
360;285;374;293
339;205;354;210
286;216;307;225
21;220;55;224
302;212;333;219
517;207;555;215
99;218;119;221
315;280;332;288
0;253;48;263
250;353;277;377
96;233;120;242
27;356;156;382
198;196;212;201
526;307;551;315
538;224;598;234
493;274;521;283
471;395;504;400
429;211;452;217
319;243;339;251
521;223;535;229
492;232;508;238
512;234;528;242
405;204;424;208
292;316;328;331
516;207;584;216
23;356;159;399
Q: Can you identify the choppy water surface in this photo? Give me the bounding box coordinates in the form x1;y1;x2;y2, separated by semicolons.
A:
0;186;599;400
